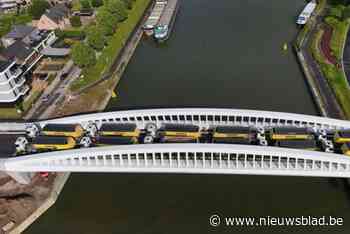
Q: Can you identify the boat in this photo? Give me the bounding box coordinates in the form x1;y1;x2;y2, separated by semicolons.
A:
143;0;167;36
296;0;317;25
154;0;179;42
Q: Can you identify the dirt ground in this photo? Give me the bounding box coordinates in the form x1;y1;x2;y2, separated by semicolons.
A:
51;78;117;118
0;172;56;233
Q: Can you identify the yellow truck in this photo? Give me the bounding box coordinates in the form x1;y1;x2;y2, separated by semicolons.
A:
41;124;84;139
99;123;140;137
32;136;76;151
269;127;313;140
334;130;350;144
161;124;201;139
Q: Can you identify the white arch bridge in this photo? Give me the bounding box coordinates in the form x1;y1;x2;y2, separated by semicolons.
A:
2;108;350;184
3;144;350;184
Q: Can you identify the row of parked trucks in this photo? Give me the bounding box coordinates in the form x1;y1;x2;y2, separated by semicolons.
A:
14;122;350;156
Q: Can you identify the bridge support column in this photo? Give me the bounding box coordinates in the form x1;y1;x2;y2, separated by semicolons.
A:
6;171;34;185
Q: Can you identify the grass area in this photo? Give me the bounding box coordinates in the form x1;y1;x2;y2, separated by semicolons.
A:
22;90;43;112
70;0;151;92
310;26;350;119
72;0;82;12
315;0;327;15
325;16;350;60
0;12;32;38
47;74;56;84
0;89;41;119
0;107;21;119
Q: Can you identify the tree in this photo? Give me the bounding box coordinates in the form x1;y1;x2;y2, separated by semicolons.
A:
70;15;82;27
343;6;350;21
96;8;118;35
87;26;106;50
107;0;128;21
121;0;132;9
91;0;104;7
28;0;50;19
80;0;92;10
329;5;344;19
72;42;96;68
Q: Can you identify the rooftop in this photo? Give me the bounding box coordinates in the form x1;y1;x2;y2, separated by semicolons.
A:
0;40;33;61
0;60;12;72
4;25;36;40
45;4;69;24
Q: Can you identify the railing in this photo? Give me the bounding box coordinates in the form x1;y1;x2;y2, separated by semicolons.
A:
4;144;350;178
40;108;350;130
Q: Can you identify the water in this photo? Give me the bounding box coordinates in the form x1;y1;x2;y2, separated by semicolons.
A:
107;0;316;113
27;0;350;233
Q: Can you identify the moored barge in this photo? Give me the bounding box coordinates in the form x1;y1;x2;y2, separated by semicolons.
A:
143;0;167;36
154;0;179;42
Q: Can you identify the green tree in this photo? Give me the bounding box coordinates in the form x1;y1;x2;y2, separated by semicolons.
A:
96;8;118;35
70;15;82;27
86;26;106;50
91;0;104;7
329;5;344;19
121;0;132;9
107;0;128;21
80;0;92;10
72;42;96;68
28;0;50;19
343;6;350;21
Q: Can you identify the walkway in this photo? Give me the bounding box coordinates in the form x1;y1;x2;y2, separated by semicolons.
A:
298;14;344;119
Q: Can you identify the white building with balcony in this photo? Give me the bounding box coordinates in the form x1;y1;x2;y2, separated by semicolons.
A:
0;30;57;103
0;60;28;103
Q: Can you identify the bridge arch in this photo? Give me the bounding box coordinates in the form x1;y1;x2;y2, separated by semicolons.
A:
3;144;350;178
38;108;350;130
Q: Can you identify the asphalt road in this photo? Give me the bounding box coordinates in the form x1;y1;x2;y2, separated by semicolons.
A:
301;14;344;119
0;135;21;158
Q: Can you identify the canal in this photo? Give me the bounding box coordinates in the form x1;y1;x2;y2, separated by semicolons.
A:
27;0;350;233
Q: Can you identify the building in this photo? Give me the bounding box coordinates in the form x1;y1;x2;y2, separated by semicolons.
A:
37;4;70;30
1;25;37;48
0;60;27;103
0;0;17;12
0;29;57;103
0;0;29;13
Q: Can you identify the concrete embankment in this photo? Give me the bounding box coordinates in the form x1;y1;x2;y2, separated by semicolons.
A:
294;10;345;119
296;51;328;116
9;173;70;234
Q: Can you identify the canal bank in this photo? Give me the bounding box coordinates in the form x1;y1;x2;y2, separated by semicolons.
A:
8;173;70;234
293;0;345;119
27;1;350;234
0;1;154;233
50;0;153;117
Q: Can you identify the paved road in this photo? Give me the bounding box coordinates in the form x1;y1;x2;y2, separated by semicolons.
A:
300;15;344;119
0;135;21;158
302;50;343;119
27;66;81;120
